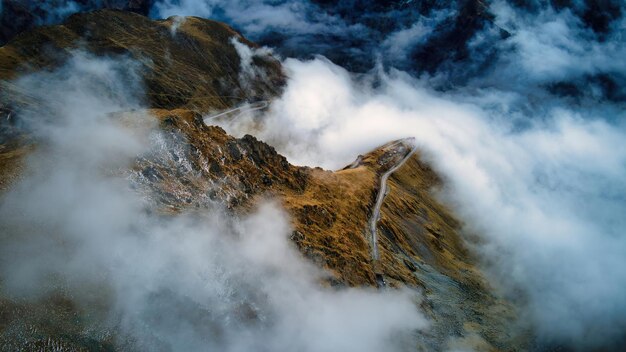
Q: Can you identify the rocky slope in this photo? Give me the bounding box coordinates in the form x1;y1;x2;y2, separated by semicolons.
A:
0;9;524;351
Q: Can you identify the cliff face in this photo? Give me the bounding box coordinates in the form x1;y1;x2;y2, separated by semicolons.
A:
0;9;523;352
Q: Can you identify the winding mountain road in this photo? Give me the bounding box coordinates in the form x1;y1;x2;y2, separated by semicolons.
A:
368;138;416;286
203;101;268;122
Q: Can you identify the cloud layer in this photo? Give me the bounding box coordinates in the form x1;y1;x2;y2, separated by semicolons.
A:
2;0;626;350
0;53;425;351
217;53;626;349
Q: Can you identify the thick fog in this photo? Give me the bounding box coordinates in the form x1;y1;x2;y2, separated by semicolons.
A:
151;0;626;91
217;55;626;349
0;53;425;351
202;1;626;349
2;0;626;350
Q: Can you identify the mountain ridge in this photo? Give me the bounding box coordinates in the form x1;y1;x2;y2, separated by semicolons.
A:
0;9;525;351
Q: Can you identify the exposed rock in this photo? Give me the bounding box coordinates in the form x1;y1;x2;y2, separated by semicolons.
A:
130;109;307;210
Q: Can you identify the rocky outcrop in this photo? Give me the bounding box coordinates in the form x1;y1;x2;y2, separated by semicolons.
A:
131;109;307;210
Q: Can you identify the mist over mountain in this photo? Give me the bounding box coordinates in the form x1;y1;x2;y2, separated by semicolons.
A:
1;1;625;351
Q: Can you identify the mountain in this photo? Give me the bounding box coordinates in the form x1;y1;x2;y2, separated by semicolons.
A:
0;1;154;45
0;9;283;112
0;8;282;190
0;9;528;351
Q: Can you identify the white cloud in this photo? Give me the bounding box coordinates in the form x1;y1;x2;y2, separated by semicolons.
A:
490;1;626;83
218;57;626;348
0;52;426;351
